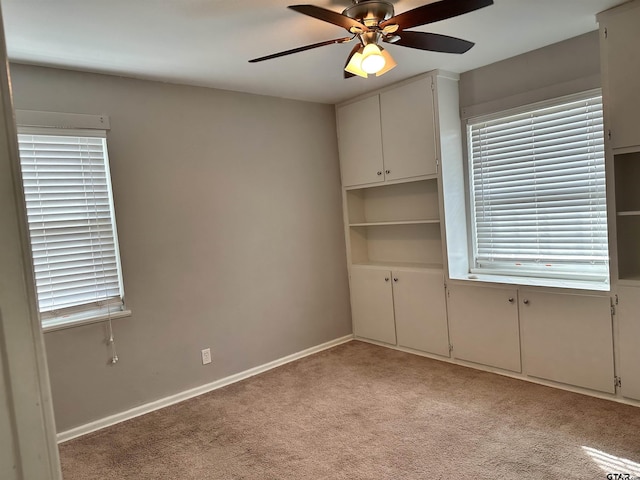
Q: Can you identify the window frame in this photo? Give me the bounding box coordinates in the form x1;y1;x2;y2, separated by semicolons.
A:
15;111;130;331
464;90;610;291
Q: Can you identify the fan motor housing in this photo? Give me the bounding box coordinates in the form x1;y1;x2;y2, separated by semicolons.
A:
343;1;395;26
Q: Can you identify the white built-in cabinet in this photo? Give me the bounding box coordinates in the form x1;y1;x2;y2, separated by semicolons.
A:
350;267;396;345
338;71;457;358
336;63;638;405
612;152;640;282
379;78;438;182
337;77;438;187
447;284;615;393
350;266;449;356
344;177;449;355
519;291;614;394
393;269;448;356
337;95;385;187
600;1;640;283
616;286;640;401
599;2;640;151
346;179;443;268
599;0;640;401
446;284;521;373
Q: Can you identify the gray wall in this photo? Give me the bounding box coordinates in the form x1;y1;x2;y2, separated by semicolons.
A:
9;64;352;432
459;31;601;118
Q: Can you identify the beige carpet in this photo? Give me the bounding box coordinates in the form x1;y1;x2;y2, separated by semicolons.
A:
59;341;640;479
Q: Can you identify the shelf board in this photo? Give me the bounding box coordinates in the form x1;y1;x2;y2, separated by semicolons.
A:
351;261;443;271
617;211;640;217
343;175;438;191
349;219;440;227
618;275;640;285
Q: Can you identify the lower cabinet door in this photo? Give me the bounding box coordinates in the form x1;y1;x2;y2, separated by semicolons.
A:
519;290;614;394
393;270;449;357
350;267;396;345
447;284;521;372
617;286;640;400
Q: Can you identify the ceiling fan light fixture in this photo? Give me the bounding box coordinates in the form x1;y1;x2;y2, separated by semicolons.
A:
360;43;386;74
251;0;494;78
376;48;397;76
345;48;368;78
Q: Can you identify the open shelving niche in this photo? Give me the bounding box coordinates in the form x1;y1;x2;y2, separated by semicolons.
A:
614;150;640;283
344;178;443;271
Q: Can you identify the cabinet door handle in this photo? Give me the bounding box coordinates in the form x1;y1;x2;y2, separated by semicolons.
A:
384;277;389;282
385;169;391;175
377;171;383;176
508;297;514;303
523;299;530;305
393;277;399;282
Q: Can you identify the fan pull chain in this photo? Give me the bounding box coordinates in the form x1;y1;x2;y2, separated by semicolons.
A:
108;317;119;365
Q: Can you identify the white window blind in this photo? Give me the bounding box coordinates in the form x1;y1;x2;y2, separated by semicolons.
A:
468;93;609;282
17;128;124;320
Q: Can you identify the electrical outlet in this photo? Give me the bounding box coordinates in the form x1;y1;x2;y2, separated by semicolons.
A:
201;348;212;365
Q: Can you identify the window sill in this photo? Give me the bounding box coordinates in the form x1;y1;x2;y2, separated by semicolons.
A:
449;272;610;292
42;308;132;333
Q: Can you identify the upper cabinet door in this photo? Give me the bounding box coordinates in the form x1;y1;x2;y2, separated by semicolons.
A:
380;77;438;181
602;4;640;150
337;96;384;187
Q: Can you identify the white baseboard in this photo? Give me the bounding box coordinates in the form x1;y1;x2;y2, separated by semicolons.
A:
57;334;354;443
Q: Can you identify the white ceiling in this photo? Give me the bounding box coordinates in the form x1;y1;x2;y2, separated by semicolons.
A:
0;0;626;104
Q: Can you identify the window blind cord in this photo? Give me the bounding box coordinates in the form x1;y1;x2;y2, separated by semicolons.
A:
108;317;118;364
85;136;118;366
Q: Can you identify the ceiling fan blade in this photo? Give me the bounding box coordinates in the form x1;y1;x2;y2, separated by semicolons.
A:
380;0;493;31
289;5;369;32
249;36;352;63
344;43;361;79
388;31;474;54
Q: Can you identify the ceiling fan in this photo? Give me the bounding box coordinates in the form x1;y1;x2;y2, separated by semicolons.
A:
249;0;493;78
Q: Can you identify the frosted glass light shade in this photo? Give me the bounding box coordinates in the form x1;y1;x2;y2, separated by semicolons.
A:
345;50;368;78
361;43;385;74
376;49;397;76
344;44;397;78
